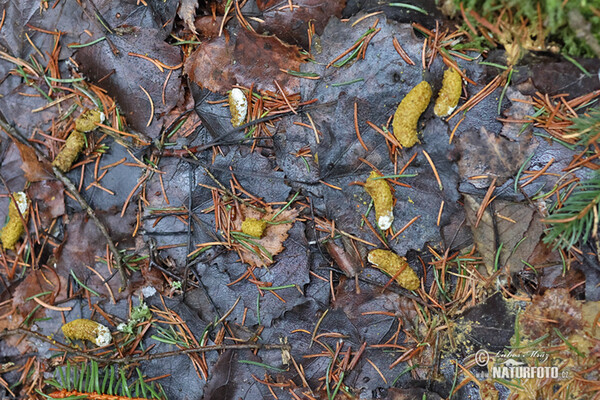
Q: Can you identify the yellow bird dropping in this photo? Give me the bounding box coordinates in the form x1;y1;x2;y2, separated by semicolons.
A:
75;109;104;132
229;88;248;128
62;319;112;347
0;192;28;250
367;249;420;291
434;68;462;117
364;171;394;230
241;218;268;238
392;81;432;148
53;109;104;172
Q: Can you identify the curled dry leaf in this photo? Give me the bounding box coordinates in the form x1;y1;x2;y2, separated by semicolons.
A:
232;205;297;267
178;0;199;34
184;26;307;94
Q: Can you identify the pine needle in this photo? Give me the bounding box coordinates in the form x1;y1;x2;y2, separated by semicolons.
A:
543;170;600;250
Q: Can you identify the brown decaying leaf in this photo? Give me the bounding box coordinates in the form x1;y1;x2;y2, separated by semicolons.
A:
325;240;360;277
194;16;223;39
27;180;65;225
53;210;135;300
184;26;307;94
463;195;547;276
11;137;53;182
231;205;297;267
12;269;67;319
178;0;199;34
456;126;537;189
255;0;347;49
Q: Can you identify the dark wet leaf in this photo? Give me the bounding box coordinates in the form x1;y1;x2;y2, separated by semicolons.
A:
343;0;444;27
53;209;136;299
384;388;443;400
200;222;310;328
201;349;272;400
12;269;66;320
184;26;307;94
0;83;59;133
194;16;223;39
0;142;28;192
463;194;547;275
455;126;537;189
75;28;183;137
256;0;346;49
201;349;235;400
452;292;516;354
27;180;65;225
527;56;600;97
64;138;144;211
273;15;463;255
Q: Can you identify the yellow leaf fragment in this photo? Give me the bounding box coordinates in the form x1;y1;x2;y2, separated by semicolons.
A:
367;249;420;291
392;81;432;148
0;192;28;250
434;68;462;117
241;218;268;238
62;318;112;347
364;171;394;230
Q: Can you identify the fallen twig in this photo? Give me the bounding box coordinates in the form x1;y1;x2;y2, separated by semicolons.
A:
0;328;291;365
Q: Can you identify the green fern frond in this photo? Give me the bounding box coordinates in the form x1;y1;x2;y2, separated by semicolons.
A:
543;171;600;250
41;360;167;400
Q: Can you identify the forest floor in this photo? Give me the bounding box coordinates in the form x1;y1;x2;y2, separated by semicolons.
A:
0;1;600;399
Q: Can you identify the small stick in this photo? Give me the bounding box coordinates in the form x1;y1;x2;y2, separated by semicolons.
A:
0;327;290;364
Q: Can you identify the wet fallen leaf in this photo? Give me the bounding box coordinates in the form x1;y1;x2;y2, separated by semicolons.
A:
463;194;547;276
456;126;537;189
184;26;307;94
53;209;136;300
75;28;183;137
232;205;297;267
27;180;65;225
11;138;54;182
12;269;66;319
256;0;346;49
384;388;443;400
